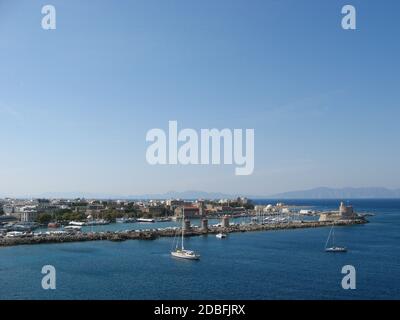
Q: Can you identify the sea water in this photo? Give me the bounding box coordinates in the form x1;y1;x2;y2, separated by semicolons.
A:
0;199;399;299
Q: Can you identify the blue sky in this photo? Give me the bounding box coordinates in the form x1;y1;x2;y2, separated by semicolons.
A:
0;0;399;197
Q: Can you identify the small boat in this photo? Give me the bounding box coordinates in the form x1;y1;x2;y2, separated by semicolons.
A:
116;217;136;223
48;222;60;228
171;208;200;260
64;225;82;231
48;230;67;235
156;217;172;222
216;233;227;239
69;221;85;226
171;249;200;260
325;223;347;253
137;218;155;223
6;231;25;238
325;246;347;252
86;219;110;226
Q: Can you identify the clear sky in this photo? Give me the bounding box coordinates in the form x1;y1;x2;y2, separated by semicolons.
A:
0;0;399;197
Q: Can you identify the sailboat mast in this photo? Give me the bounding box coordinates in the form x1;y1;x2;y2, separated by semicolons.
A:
181;207;185;250
325;225;333;249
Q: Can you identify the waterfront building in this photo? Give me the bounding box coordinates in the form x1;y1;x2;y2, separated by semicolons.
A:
319;201;358;222
339;201;357;219
281;208;290;214
174;206;200;218
166;199;185;207
139;205;165;217
2;204;15;215
215;205;246;215
197;200;206;217
19;206;38;222
237;197;249;205
87;203;105;211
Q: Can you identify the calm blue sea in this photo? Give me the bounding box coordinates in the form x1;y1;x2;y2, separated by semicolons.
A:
0;199;399;300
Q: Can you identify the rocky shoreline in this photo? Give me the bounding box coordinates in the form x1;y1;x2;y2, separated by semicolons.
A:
0;219;367;247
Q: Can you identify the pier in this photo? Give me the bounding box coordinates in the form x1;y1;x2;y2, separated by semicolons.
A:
0;219;367;247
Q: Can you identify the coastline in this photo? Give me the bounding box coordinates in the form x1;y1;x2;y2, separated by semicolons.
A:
0;218;367;248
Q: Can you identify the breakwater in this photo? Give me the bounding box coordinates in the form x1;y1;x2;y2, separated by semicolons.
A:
0;219;366;247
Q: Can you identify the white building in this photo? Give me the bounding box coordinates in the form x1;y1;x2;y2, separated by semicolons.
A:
319;202;357;222
19;206;38;222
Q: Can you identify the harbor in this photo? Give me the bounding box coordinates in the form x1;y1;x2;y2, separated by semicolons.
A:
0;217;366;247
0;198;395;300
0;198;370;247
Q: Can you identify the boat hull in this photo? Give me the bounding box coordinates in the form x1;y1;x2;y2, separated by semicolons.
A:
137;218;155;223
325;247;347;252
171;251;200;260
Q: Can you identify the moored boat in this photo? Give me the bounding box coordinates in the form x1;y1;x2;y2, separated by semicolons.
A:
69;221;85;226
137;218;155;223
64;225;82;231
156;217;172;222
325;222;347;253
116;217;136;223
86;219;110;226
171;249;200;260
171;208;200;260
325;246;347;252
48;222;60;228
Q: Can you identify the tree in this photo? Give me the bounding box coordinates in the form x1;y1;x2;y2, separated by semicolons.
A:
61;211;86;222
37;213;53;224
244;203;254;210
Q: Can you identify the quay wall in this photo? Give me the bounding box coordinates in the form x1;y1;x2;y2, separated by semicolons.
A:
0;219;366;247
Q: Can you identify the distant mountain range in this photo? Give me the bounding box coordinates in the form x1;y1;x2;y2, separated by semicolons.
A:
132;190;240;200
2;187;400;200
3;190;241;200
267;187;400;199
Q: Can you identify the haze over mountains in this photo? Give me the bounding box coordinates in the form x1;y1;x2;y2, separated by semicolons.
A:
139;187;400;199
267;187;400;199
2;187;400;200
29;191;237;200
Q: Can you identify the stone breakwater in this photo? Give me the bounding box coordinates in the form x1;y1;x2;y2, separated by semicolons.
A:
0;219;367;247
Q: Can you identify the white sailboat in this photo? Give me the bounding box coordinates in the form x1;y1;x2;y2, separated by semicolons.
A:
216;233;227;239
171;208;200;260
325;222;347;252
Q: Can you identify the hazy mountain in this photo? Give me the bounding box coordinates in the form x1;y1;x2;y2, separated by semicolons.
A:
1;192;124;200
3;190;244;200
3;187;400;200
134;190;241;200
268;187;400;199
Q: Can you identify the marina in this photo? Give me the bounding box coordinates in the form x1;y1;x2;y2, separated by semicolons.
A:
0;217;365;247
0;199;369;248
